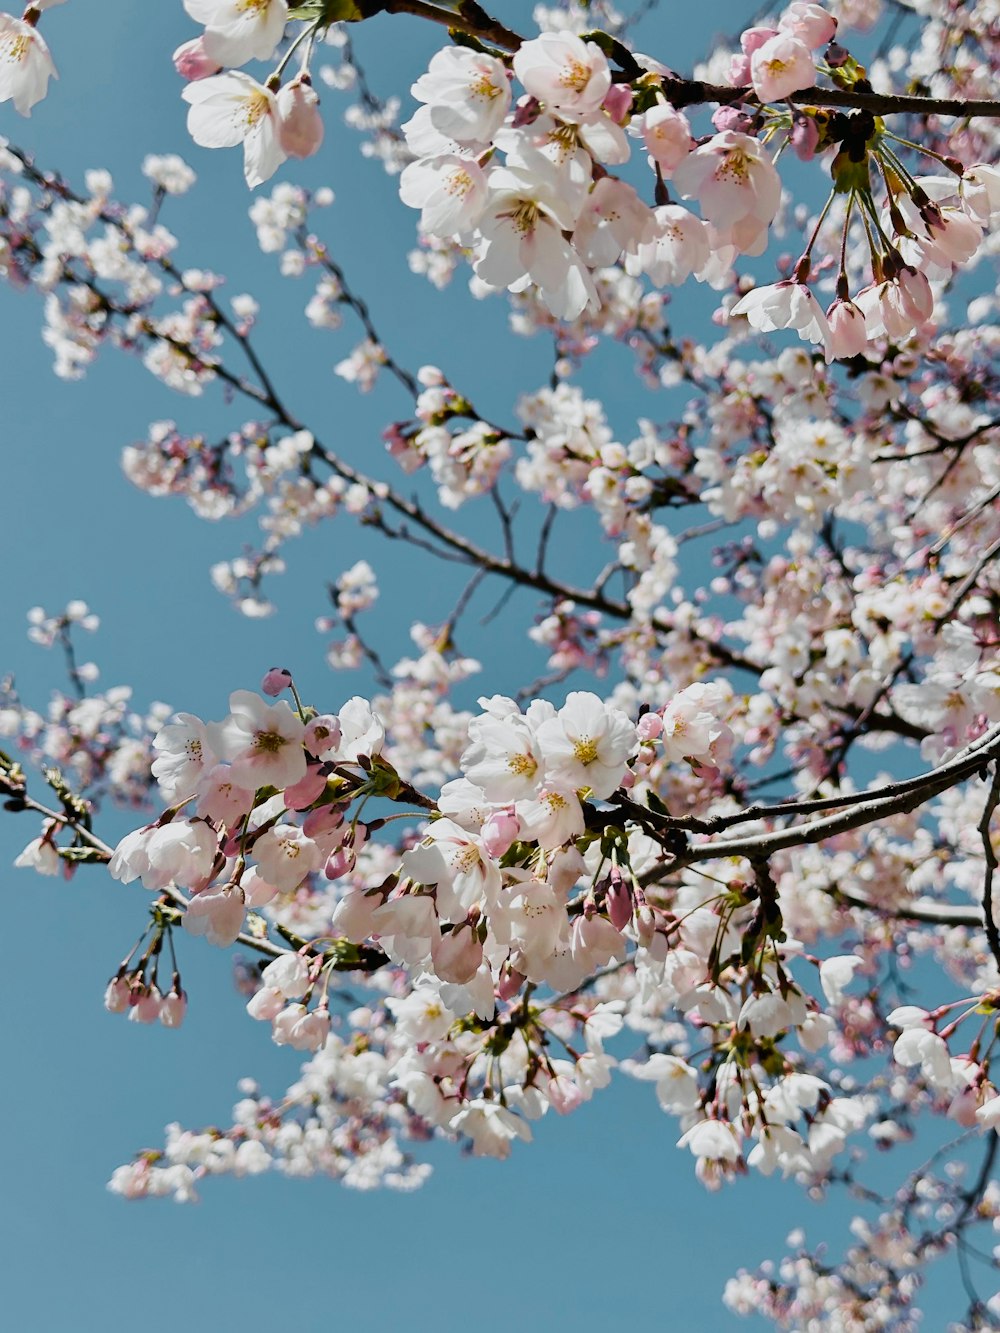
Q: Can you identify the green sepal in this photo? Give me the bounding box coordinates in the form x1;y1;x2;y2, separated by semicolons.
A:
58;845;107;864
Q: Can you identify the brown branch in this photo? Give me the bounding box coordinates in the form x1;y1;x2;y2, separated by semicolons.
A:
977;761;1000;971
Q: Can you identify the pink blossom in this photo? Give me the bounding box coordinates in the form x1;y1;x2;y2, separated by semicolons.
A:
172;36;221;81
673;131;781;256
825;298;868;359
276;77;324;160
260;667;292;697
0;15;56;116
750;33;817;101
513;32;611;117
779;2;837;48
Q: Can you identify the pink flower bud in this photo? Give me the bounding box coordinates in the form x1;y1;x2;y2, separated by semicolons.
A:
104;976;131;1014
826;298;868;359
713;104;753;133
431;923;483;985
497;962;525;1002
129;986;163;1024
790;114;820;161
779;2;837;48
288;1005;330;1051
547;1074;585;1115
272;1002;307;1045
261;667;292;697
284;763;327;811
897;266;933;323
636;904;657;949
601;83;632;123
172;36;221;81
728;54;752;86
247;985;286;1022
302;804;344;838
159;990;187;1028
636;712;663;742
740;25;778;54
277;77;325;160
481;808;521;859
606;872;633;931
304;713;342;757
324;846;356;880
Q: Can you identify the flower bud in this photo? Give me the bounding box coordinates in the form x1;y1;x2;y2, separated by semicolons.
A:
547;1074;585;1115
277;77;325;159
104;976;131;1013
497;962;525;1002
261;667;292;697
172;37;221;81
159;990;187;1028
247;985;286;1022
606;871;633;931
481;808;520;859
431;923;483;985
284;763;327;810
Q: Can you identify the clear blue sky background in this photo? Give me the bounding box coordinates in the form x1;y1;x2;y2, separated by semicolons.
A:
0;3;974;1330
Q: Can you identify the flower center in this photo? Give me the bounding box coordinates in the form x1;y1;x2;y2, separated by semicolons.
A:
254;728;286;754
559;58;591;93
470;72;503;102
445;167;475;199
244;89;271;129
507;752;537;777
1;32;29;63
573;737;599;766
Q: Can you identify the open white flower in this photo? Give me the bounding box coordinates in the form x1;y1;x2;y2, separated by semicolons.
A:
183;72;287;189
513;32;611;117
151;712;216;803
206;689;306;790
475;166;597;321
0;15;57;116
184;0;288;68
410;45;510;144
534;692;636;798
399;155;489;238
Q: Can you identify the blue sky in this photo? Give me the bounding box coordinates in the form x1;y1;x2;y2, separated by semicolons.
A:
0;2;975;1329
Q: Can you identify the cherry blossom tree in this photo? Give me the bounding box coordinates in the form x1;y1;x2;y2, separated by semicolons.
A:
3;0;1000;1324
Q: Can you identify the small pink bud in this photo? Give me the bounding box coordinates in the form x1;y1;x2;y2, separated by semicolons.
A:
277;77;325;159
790;115;820;161
172;36;221;81
728;54;752;86
284;763;327;811
325;846;356;880
826;298;868;359
261;667;293;697
481;808;521;859
159;990;187;1028
104;976;131;1014
601;83;632;124
247;985;287;1022
713;104;753;133
431;923;483;985
740;25;778;54
129;987;163;1024
548;1074;585;1115
497;962;525;1002
606;873;634;931
636;713;663;742
302;804;344;838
